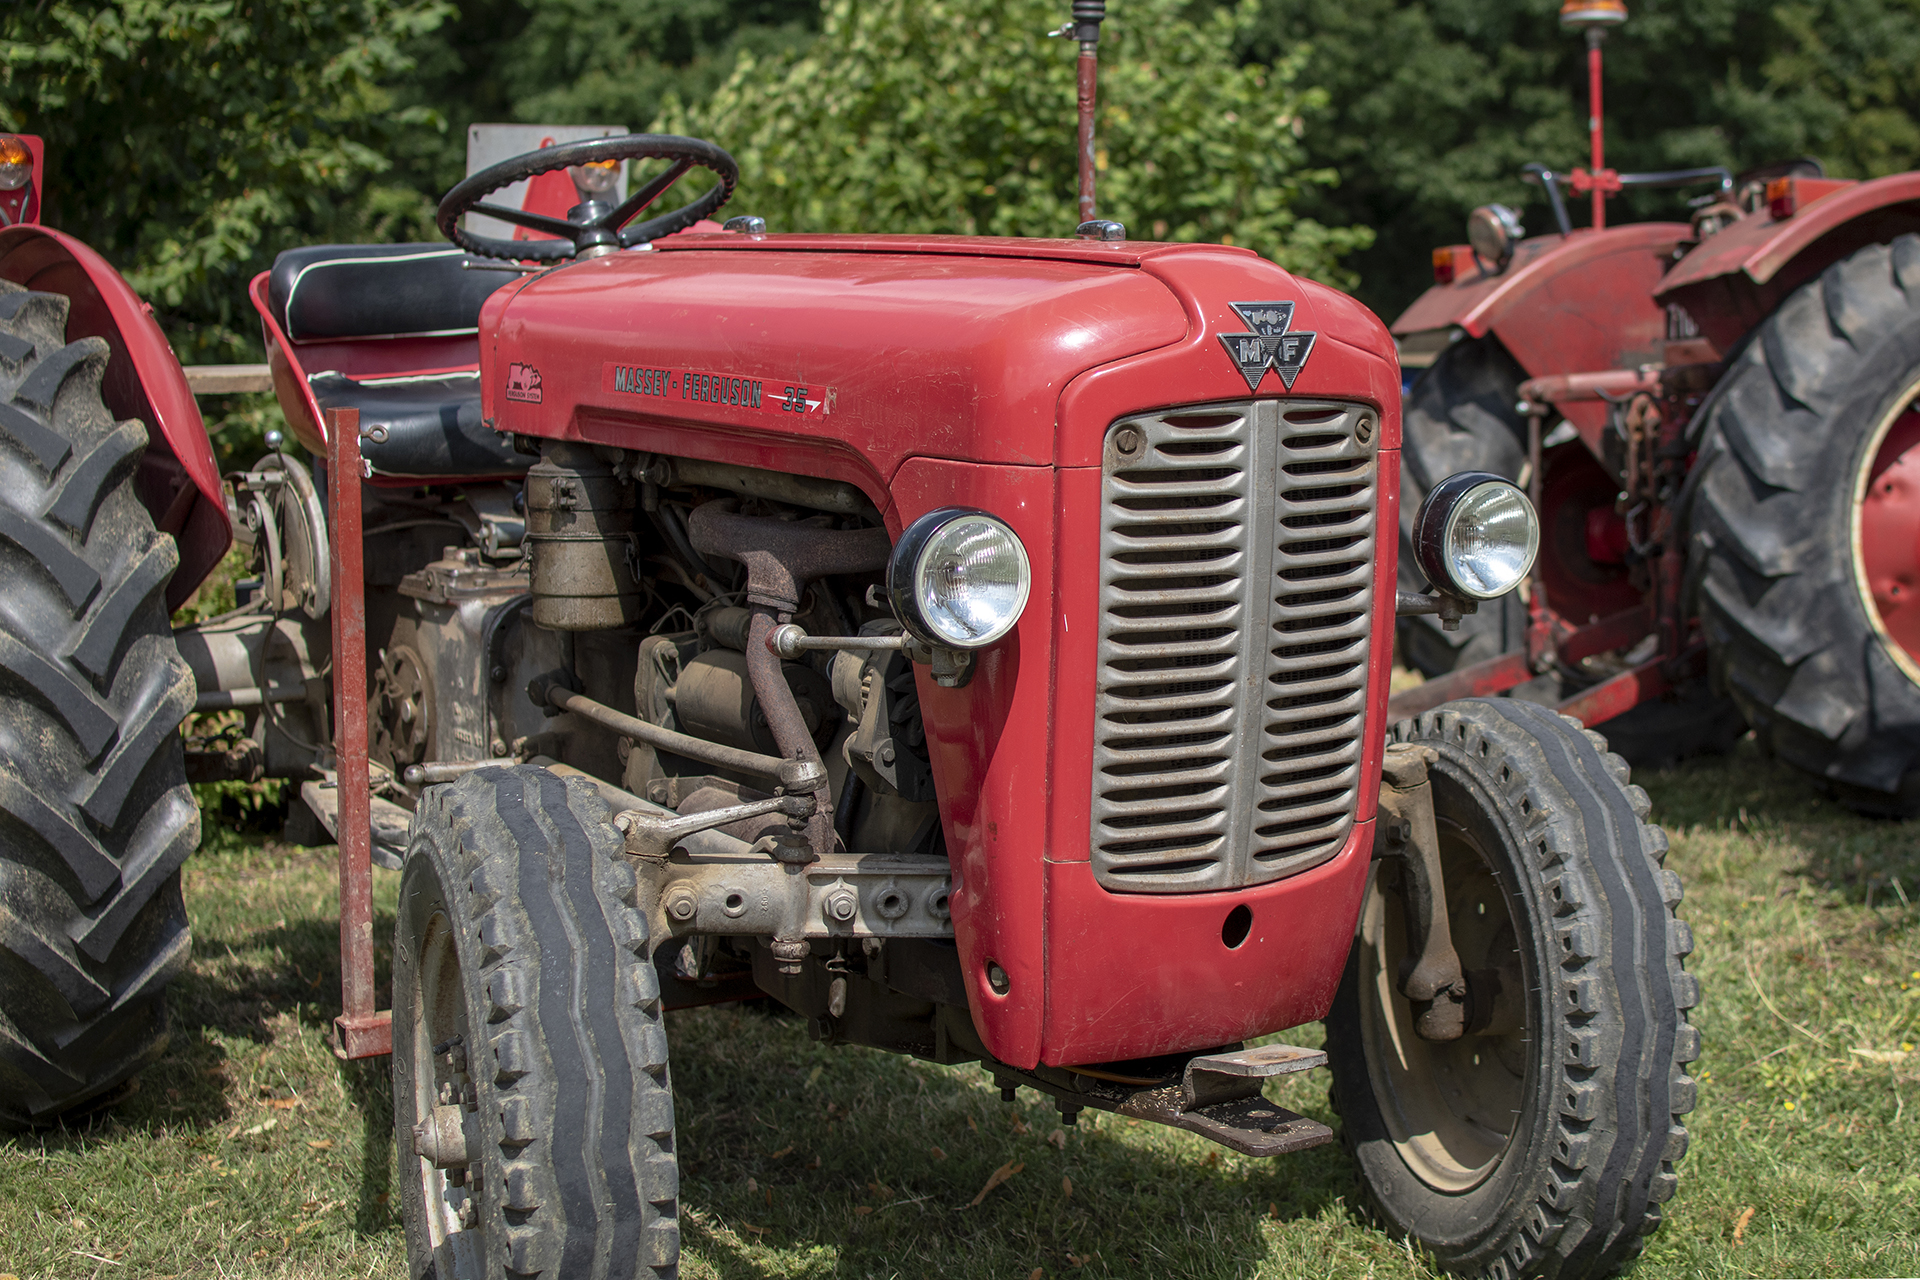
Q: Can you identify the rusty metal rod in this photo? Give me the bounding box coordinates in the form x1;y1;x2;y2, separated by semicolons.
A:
326;406;391;1061
543;684;823;793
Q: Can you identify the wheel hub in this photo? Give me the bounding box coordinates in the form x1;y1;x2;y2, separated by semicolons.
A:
1357;825;1527;1192
1858;393;1920;672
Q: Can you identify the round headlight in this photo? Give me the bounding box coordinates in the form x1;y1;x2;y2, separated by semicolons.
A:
887;507;1031;649
1413;472;1539;600
1466;203;1524;272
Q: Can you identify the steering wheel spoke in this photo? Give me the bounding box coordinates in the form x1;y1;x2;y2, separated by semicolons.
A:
437;134;738;263
609;160;696;240
465;202;585;240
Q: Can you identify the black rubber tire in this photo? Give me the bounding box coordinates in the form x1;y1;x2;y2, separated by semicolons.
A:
1325;699;1698;1280
394;765;679;1280
1687;234;1920;814
0;282;198;1128
1397;336;1531;675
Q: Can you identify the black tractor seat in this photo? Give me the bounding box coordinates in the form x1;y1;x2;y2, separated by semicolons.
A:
269;243;528;479
308;371;527;479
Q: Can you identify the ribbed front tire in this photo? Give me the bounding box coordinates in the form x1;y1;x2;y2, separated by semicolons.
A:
394;765;679;1280
1326;700;1697;1279
0;281;198;1128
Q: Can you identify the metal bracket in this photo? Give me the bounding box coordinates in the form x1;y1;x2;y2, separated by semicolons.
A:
1395;589;1480;632
614;794;814;862
1374;743;1468;1041
989;1042;1334;1158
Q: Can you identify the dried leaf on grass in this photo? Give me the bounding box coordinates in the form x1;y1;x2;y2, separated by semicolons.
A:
1849;1047;1913;1064
1047;1129;1066;1150
306;1140;334;1151
853;1205;874;1217
966;1160;1024;1208
1733;1206;1755;1246
1061;1175;1073;1199
930;1144;948;1160
740;1222;770;1236
1028;1269;1045;1280
769;1146;794;1159
263;1098;301;1110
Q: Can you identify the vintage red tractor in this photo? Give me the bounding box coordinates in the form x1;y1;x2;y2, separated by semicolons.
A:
0;107;1696;1280
1391;0;1920;811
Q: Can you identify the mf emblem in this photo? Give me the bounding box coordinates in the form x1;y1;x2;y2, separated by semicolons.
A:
1217;301;1316;392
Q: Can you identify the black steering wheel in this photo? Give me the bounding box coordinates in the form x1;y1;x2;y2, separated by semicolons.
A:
436;134;739;261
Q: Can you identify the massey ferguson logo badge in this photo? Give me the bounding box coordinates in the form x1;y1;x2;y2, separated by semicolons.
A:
1218;301;1317;391
504;362;543;404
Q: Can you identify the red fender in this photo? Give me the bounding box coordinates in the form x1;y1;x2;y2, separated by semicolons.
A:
0;224;231;609
1655;172;1920;351
1391;223;1687;449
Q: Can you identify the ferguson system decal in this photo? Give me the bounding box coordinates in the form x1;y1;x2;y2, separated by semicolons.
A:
1218;301;1317;392
504;361;543;403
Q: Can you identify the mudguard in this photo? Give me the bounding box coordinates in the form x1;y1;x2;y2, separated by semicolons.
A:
1392;222;1687;445
1654;172;1920;351
0;225;231;608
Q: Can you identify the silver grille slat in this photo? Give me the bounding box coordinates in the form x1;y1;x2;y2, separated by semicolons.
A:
1090;399;1378;893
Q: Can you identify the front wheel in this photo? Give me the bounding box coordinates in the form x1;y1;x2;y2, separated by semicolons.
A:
394;765;680;1279
1326;700;1698;1280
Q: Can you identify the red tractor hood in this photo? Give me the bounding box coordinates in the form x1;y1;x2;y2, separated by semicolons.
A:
479;234;1398;497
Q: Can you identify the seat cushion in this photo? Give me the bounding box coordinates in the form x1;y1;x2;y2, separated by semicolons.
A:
308;371;529;479
269;244;514;342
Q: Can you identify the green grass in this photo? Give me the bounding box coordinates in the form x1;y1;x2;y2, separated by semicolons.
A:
3;738;1918;1279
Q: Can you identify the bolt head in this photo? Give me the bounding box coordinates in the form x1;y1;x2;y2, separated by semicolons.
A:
1114;426;1143;456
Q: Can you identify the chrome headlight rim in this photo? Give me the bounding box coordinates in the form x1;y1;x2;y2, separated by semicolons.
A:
1413;471;1540;601
886;506;1032;649
1466;203;1524;273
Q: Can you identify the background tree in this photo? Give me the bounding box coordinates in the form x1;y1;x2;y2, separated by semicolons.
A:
0;0;455;364
387;0;823;200
656;0;1372;285
1248;0;1920;315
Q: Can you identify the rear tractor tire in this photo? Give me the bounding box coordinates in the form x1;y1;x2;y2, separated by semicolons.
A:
1326;699;1697;1280
394;765;679;1280
0;281;199;1127
1689;233;1920;813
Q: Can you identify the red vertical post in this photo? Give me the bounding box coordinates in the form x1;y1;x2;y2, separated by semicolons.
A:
326;406;391;1059
1077;47;1099;224
1587;30;1607;230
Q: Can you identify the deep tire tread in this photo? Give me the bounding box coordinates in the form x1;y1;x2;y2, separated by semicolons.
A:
1688;233;1920;811
0;282;195;1129
395;765;679;1279
1327;700;1695;1280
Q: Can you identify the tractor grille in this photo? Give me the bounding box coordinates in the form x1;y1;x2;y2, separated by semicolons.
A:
1090;399;1378;894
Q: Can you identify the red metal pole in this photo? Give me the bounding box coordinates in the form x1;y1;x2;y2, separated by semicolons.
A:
326;406;390;1060
1077;45;1098;224
1587;29;1606;230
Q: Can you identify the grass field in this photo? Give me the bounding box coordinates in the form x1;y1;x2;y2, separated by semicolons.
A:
3;736;1918;1280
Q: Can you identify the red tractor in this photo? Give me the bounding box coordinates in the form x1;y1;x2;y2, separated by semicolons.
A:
0;104;1695;1280
1390;0;1920;812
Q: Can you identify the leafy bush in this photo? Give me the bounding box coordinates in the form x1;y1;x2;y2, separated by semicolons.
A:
657;0;1372;285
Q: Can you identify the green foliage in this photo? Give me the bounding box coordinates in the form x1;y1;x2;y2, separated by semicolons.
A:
0;0;455;363
657;0;1372;285
1247;0;1920;315
387;0;823;201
